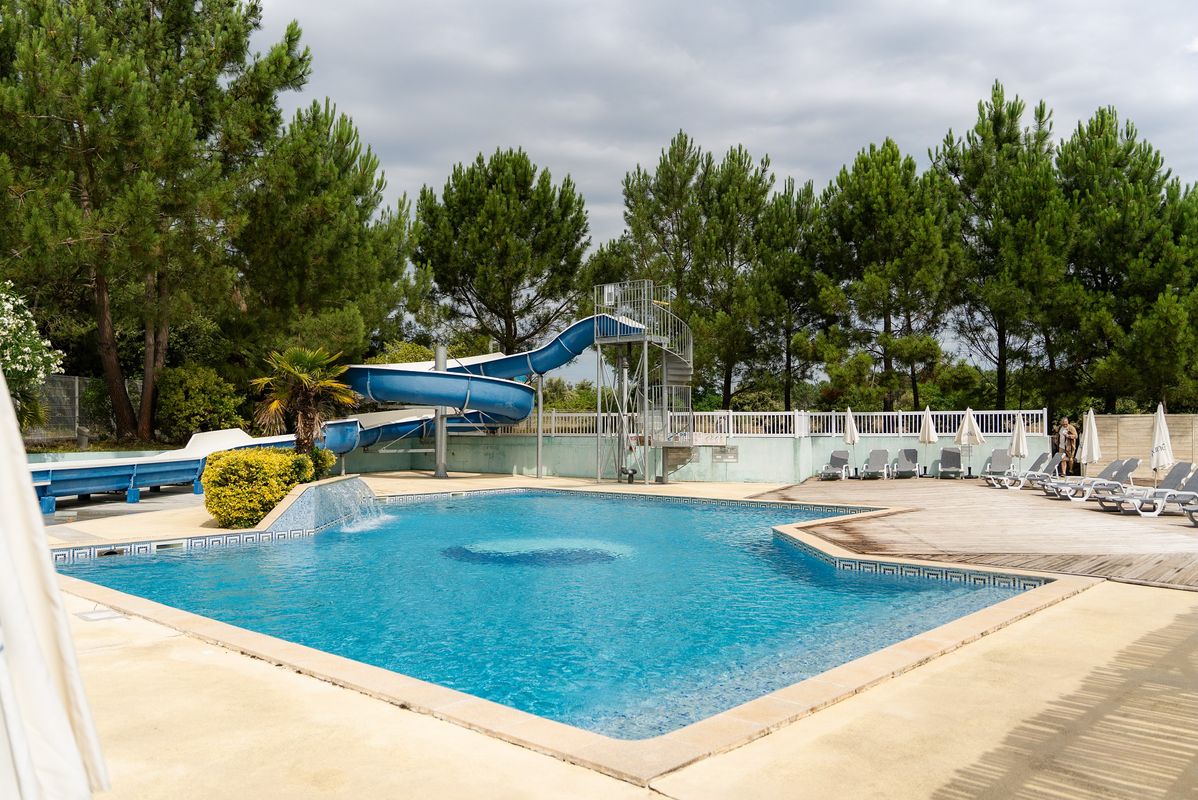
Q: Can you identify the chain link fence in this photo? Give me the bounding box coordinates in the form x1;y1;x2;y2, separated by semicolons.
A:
24;374;141;442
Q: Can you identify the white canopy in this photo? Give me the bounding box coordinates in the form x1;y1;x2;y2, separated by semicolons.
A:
954;408;986;446
1150;402;1174;473
1008;414;1029;460
843;408;860;445
1077;408;1101;467
918;406;938;444
0;370;108;799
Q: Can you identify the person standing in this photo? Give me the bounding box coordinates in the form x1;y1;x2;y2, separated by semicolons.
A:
1056;416;1078;475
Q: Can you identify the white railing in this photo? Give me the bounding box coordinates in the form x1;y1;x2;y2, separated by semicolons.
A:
482;408;1048;439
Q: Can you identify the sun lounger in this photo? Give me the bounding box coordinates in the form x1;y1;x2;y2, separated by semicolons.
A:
1042;458;1124;498
860;449;891;479
893;449;919;478
937;447;963;479
980;449;1013;485
1096;462;1194;514
1010;452;1064;490
1060;458;1141;502
820;450;850;480
991;452;1049;489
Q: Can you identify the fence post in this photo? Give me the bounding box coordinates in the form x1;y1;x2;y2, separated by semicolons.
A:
726;408;734;436
73;376;80;431
551;409;556;436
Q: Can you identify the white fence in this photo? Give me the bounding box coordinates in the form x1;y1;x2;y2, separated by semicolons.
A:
491;409;1048;439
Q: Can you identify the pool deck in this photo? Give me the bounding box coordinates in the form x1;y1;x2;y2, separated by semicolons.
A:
54;472;1198;798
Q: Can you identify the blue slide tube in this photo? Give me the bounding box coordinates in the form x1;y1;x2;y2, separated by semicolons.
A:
344;313;643;447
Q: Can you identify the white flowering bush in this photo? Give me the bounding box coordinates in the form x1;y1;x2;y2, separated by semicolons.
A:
1;281;64;429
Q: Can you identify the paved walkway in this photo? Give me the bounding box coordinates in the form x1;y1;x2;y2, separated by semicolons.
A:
755;478;1198;589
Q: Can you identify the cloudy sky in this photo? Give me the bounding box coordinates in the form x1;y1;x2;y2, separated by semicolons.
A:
257;0;1198;246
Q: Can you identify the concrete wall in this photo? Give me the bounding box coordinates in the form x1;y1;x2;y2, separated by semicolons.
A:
342;433;1050;484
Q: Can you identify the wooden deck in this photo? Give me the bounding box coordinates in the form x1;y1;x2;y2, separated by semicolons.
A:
753;478;1198;590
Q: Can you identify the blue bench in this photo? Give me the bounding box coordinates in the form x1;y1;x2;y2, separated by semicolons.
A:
33;458;205;514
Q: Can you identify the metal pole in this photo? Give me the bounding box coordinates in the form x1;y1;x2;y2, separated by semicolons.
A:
433;344;448;478
536;373;543;479
642;338;650;485
595;342;602;483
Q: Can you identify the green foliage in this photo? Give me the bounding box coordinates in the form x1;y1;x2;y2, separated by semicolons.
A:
0;281;63;429
416;148;590;353
234;100;416;366
818;138;952;410
0;0;311;439
154;366;245;443
202;448;314;529
367;341;435;365
309;446;337;480
622;133;775;407
252;347;357;454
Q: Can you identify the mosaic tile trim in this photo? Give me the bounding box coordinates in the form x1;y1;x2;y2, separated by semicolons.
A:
51;528;314;565
776;533;1049;590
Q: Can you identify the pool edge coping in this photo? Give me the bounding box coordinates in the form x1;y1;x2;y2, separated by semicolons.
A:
55;484;1102;787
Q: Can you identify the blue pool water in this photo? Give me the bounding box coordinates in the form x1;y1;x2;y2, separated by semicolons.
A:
60;490;1025;738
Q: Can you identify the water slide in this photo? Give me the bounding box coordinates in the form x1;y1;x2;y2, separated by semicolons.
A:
28;314;641;510
341;313;644;450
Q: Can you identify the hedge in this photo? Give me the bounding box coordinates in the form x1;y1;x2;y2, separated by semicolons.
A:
202;448;315;529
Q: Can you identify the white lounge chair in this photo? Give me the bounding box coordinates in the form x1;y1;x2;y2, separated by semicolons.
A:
861;449;891;479
820;450;850;480
1042;459;1124;498
893;449;920;479
1096;462;1194;514
980;449;1013;486
1004;452;1061;490
938;447;963;479
1060;458;1141;502
989;452;1048;489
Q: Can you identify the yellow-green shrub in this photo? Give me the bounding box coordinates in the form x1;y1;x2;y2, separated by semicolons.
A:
310;446;337;479
202;449;315;529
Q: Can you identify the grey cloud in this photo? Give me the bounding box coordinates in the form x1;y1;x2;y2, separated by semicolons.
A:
258;0;1198;243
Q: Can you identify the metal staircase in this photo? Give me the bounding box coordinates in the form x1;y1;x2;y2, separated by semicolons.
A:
593;280;695;484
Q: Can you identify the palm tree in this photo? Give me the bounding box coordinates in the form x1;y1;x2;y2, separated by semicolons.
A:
251;348;357;455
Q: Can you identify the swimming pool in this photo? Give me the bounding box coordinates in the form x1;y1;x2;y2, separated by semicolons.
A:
60;489;1027;739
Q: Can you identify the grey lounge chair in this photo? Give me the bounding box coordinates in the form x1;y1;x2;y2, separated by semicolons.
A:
1097;462;1194;514
1042;458;1124;498
992;452;1049;489
1113;467;1198;517
1061;458;1141;502
1019;452;1065;490
980;450;1013;485
937;447;963;479
893;448;919;478
820;450;850;480
861;449;891;479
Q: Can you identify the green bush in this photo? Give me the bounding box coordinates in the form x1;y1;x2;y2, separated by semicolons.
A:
156;366;245;443
310;446;337;479
202;448;315;529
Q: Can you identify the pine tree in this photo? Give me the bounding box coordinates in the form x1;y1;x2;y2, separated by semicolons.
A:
0;0;310;438
415;148;589;353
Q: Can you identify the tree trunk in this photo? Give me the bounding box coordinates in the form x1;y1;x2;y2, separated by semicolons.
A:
910;362;920;409
995;320;1008;410
721;361;733;409
882;310;894;412
783;327;793;411
93;270;139;437
137;271;169;440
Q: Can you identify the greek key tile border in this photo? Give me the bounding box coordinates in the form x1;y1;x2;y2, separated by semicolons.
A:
51;528;315;565
776;533;1048;590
